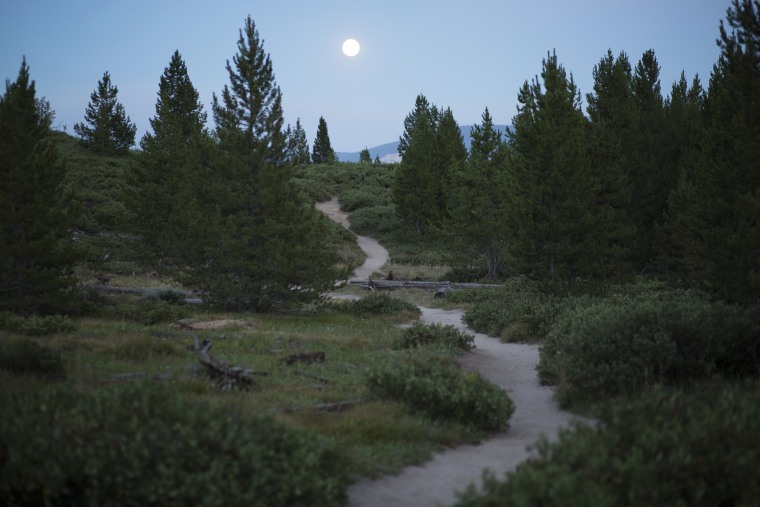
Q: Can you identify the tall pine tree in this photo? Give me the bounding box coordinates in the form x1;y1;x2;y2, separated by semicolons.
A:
209;16;336;310
134;50;218;274
508;51;598;286
449;107;511;279
74;71;136;155
0;58;79;315
285;118;310;165
585;50;637;278
312;116;336;164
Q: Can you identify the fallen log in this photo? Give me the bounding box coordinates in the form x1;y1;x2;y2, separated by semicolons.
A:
348;280;503;291
190;336;265;391
282;351;326;365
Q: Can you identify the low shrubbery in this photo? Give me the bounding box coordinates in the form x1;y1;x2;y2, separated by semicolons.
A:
335;293;421;317
538;290;760;407
455;383;760;507
0;311;76;335
101;298;192;325
364;353;514;433
0;384;349;507
349;205;403;236
394;322;474;354
338;188;391;212
462;292;557;343
0;337;66;378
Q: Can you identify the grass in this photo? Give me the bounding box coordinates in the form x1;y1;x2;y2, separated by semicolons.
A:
1;299;481;481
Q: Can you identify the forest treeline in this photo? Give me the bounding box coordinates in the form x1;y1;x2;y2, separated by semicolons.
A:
394;1;759;303
1;2;758;317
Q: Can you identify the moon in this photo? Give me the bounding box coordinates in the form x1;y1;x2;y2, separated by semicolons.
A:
342;39;360;57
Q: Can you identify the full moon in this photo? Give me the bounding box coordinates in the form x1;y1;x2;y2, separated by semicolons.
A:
342;39;360;57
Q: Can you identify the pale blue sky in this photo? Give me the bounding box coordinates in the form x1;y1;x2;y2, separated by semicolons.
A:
1;1;729;152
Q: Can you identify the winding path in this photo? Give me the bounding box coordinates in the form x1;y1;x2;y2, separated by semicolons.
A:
316;198;587;507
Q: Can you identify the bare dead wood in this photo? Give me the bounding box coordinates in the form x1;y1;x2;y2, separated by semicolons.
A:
282;351;326;365
190;336;265;391
312;399;363;412
292;370;330;384
348;280;503;291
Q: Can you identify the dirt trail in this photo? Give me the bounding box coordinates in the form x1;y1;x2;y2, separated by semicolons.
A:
315;198;587;507
315;197;388;280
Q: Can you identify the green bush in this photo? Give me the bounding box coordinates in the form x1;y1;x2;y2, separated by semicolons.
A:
455;383;760;507
0;338;65;378
141;288;187;305
103;299;192;325
365;354;514;433
538;290;760;407
462;292;557;342
338;188;391;212
0;312;76;335
394;322;474;354
342;293;420;317
349;205;403;236
0;384;348;507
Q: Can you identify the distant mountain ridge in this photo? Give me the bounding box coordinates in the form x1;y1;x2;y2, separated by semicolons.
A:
336;125;509;163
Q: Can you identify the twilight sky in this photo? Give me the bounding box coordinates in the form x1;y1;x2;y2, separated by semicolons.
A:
1;0;730;152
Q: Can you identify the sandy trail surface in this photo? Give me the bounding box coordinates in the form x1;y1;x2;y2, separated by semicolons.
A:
315;198;587;507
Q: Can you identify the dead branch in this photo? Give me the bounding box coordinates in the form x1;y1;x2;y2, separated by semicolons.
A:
282;351;325;365
190;336;265;391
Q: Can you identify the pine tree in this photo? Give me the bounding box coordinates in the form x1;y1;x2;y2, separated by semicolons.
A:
393;95;439;233
134;50;218;273
285;118;310;165
74;71;136;155
666;0;760;301
209;16;336;310
585;50;637;278
0;58;79;315
449;108;511;279
434;107;468;221
312;116;336;164
629;50;669;268
508;51;598;286
359;147;371;163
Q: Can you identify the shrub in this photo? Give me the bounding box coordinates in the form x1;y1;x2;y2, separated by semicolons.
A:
462;292;558;342
141;287;187;305
343;293;420;317
103;299;192;325
364;354;514;433
349;205;403;236
0;338;65;378
338;188;390;212
394;322;474;354
538;290;760;407
455;383;760;507
0;384;348;507
0;312;76;335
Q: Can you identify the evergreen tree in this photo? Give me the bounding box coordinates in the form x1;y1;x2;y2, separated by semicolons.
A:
74;71;136;155
0;58;78;314
134;50;218;274
393;95;440;233
665;0;760;301
312;116;336;164
434;107;468;220
449;108;511;279
585;50;637;278
285;118;310;165
209;16;336;310
508;51;598;286
359;147;371;163
629;49;669;268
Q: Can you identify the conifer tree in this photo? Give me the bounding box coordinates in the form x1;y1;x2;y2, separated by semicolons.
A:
0;58;78;314
210;16;336;310
74;71;136;155
312;116;336;163
393;95;439;233
359;147;371;163
285;118;310;165
585;50;637;278
508;51;598;286
449;108;511;279
629;50;669;268
665;0;760;300
134;50;218;273
434;107;468;218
